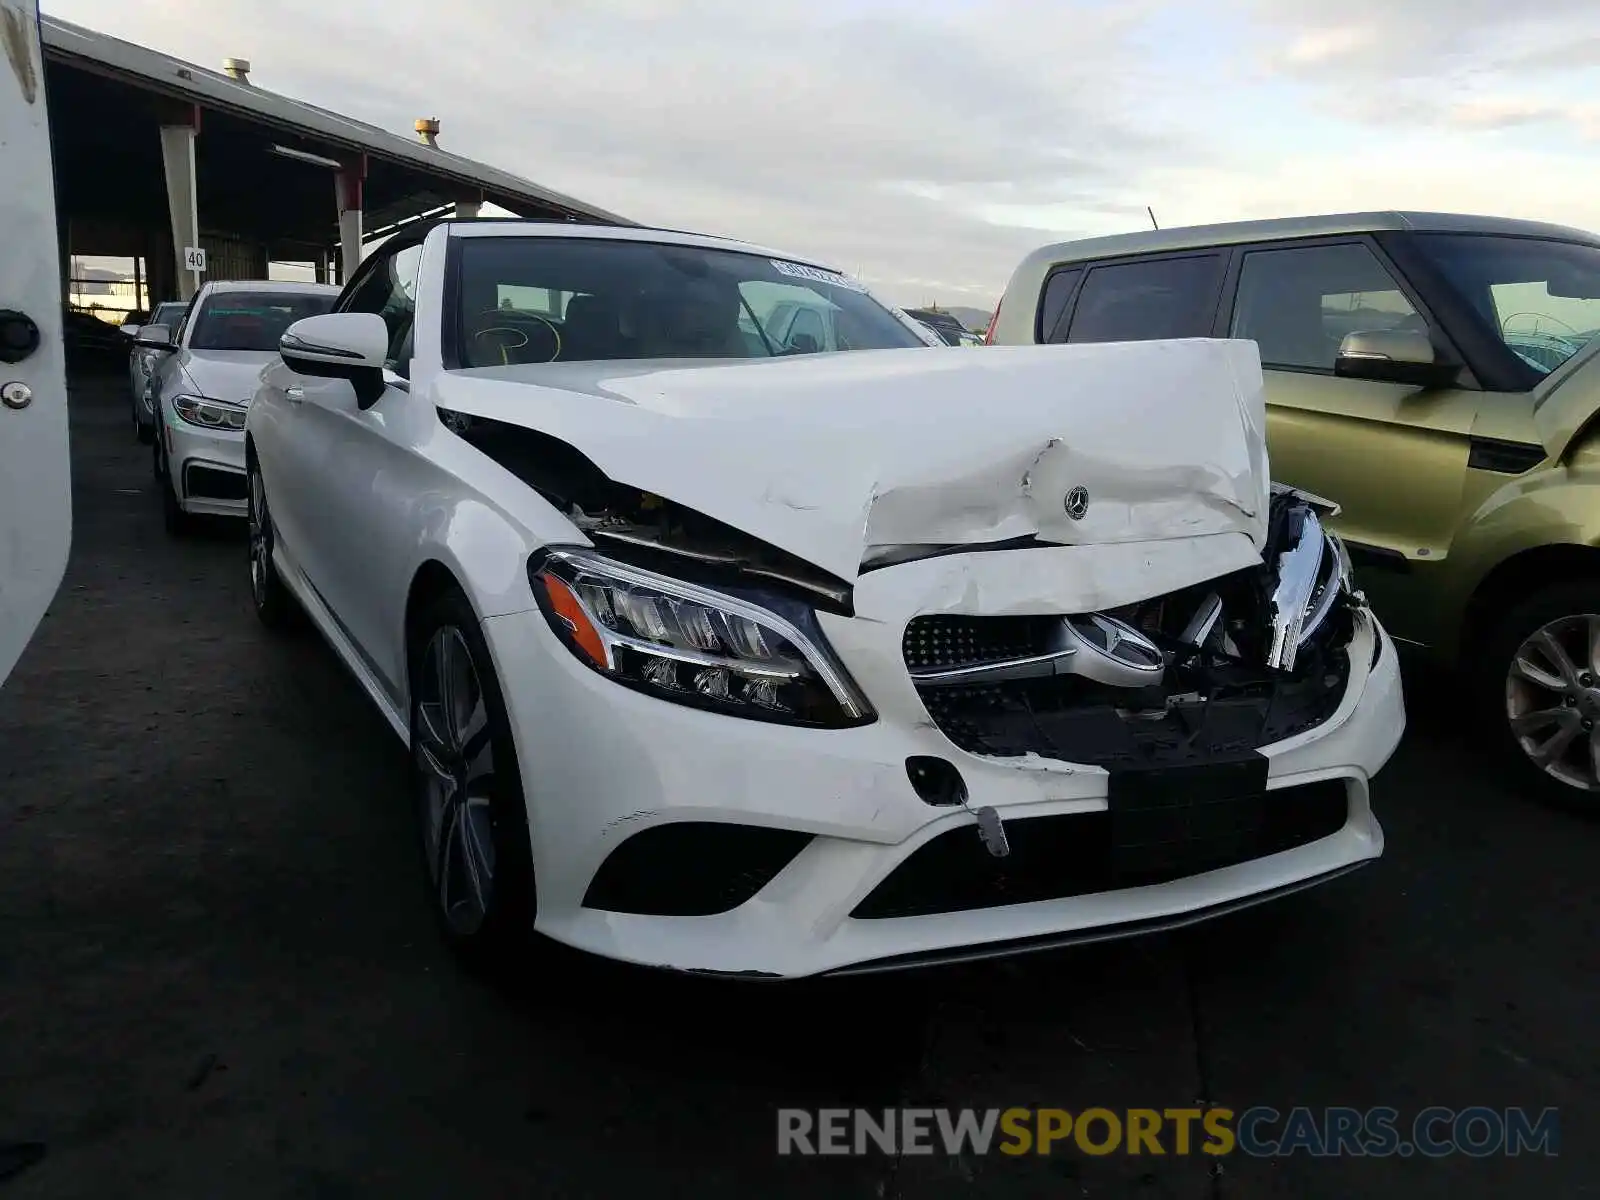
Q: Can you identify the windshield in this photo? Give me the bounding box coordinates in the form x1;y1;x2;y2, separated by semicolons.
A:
151;302;187;328
1414;234;1600;378
188;291;336;352
454;237;926;367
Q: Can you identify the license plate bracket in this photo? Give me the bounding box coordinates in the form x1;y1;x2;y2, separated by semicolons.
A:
1105;755;1270;882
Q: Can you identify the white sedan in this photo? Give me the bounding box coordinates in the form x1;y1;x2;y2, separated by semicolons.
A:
245;219;1404;979
142;279;339;533
123;299;189;440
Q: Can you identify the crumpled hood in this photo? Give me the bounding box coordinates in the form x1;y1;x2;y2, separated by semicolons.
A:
434;339;1271;583
179;350;279;405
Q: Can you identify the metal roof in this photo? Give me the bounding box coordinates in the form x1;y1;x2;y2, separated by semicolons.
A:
39;15;633;227
1017;210;1600;271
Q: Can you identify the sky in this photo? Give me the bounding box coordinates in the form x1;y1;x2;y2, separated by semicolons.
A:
45;0;1600;308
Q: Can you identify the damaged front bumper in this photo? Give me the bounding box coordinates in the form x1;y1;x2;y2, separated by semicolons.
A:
482;510;1403;980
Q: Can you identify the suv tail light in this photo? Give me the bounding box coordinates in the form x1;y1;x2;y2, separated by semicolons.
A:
984;298;1002;344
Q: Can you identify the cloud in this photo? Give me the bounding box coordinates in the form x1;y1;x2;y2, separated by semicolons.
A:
1250;0;1600;73
1150;136;1600;234
1282;25;1380;66
48;0;1202;303
40;0;1600;308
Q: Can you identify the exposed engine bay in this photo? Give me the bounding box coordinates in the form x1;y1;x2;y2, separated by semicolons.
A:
903;489;1366;769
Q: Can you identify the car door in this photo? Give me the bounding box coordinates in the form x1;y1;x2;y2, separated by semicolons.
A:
277;238;427;702
1220;238;1519;637
0;0;72;686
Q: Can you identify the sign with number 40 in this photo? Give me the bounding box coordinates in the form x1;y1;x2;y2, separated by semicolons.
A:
183;246;207;273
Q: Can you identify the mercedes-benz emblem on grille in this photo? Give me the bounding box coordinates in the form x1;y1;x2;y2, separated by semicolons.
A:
1063;486;1090;520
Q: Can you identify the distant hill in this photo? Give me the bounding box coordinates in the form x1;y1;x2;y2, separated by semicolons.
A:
74;267;129;296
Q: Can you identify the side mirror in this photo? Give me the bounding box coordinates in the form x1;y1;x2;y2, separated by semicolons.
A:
135;324;174;351
1334;329;1460;389
120;324;141;339
279;312;389;409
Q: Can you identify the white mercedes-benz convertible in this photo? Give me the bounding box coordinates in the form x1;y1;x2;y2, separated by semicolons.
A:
245;218;1404;979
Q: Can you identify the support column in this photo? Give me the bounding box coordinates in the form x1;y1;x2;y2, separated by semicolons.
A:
336;155;367;282
159;105;202;301
454;189;486;222
314;255;328;285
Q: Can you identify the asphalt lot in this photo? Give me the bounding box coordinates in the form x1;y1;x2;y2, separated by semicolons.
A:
0;372;1596;1198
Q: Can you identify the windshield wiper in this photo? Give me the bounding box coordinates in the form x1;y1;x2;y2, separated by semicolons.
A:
737;295;779;357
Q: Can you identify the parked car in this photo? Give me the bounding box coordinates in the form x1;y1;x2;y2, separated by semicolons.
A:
740;291;944;353
60;306;129;374
123;300;189;441
243;218;1401;979
138;279;339;533
989;210;1600;810
904;307;982;346
751;294;847;352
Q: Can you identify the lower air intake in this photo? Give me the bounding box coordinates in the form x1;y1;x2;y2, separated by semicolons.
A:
184;464;247;501
582;821;813;916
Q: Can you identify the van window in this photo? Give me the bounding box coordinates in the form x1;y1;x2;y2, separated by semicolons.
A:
1231;242;1421;372
1037;267;1083;341
1063;255;1224;344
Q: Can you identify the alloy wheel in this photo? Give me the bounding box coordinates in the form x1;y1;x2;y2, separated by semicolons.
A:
247;468;268;606
1505;613;1600;791
415;626;498;935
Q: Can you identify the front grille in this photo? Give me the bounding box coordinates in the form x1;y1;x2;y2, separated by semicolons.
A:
902;614;1059;672
184;464;247;501
903;614;1350;769
582;821;813;916
851;776;1349;920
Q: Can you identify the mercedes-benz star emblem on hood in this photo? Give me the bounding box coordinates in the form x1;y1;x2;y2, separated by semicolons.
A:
1063;485;1090;520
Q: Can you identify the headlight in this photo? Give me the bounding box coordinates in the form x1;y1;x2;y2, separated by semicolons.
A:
173;394;247;431
1296;530;1347;649
529;548;873;728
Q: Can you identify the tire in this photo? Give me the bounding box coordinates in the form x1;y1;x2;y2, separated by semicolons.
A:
247;459;298;630
134;397;154;445
409;588;537;973
153;435;194;537
1479;580;1600;816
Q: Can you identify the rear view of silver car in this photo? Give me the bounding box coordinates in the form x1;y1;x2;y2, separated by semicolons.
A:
142;280;340;533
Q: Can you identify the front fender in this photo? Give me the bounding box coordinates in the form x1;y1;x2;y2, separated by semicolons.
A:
1433;446;1600;647
390;412;597;679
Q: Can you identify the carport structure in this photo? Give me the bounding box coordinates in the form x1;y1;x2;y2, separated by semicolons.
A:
42;15;631;307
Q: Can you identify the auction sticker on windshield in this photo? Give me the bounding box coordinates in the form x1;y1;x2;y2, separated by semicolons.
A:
770;259;866;292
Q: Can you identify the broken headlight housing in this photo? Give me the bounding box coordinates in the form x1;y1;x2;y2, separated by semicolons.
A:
529;548;873;728
1264;496;1358;672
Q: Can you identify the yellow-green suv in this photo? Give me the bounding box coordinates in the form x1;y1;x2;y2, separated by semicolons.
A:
990;211;1600;810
